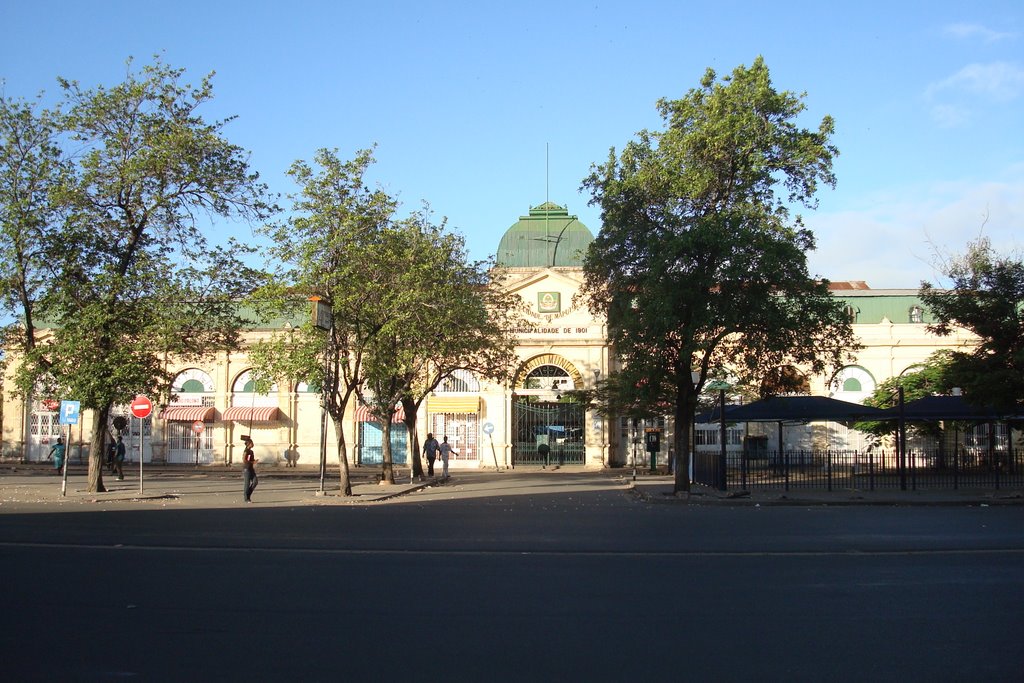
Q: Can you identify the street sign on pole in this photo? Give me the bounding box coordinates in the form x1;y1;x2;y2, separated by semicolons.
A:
59;400;81;425
130;395;152;494
130;395;153;419
191;421;205;434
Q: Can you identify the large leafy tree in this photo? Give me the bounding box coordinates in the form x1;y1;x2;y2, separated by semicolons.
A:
920;238;1024;412
252;148;520;490
0;94;68;349
359;211;520;483
1;58;273;492
251;147;396;495
580;57;856;493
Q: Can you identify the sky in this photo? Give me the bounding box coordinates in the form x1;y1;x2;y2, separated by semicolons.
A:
2;0;1022;289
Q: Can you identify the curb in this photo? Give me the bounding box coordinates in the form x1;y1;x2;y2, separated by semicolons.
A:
624;479;1024;507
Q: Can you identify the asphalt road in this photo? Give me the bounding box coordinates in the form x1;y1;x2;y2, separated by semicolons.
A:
2;471;1022;682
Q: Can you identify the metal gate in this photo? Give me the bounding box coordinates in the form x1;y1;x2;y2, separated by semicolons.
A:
429;413;479;461
28;412;63;462
110;410;154;463
513;398;585;466
166;422;215;464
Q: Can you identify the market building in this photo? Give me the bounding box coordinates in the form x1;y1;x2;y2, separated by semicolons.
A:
1;201;982;471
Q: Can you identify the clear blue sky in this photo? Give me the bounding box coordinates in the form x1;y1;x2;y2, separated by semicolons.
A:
3;0;1021;288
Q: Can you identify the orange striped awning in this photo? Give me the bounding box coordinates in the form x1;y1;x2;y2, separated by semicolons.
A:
354;404;406;423
159;405;216;422
222;406;282;422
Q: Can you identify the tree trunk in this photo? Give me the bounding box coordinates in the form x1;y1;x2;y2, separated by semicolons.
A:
381;418;395;484
673;381;695;495
87;406;109;493
333;416;352;496
403;398;423;479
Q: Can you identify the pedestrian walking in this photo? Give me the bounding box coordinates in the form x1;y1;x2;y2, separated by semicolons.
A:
423;433;440;477
242;435;258;503
538;441;551;469
49;437;65;475
438;435;457;479
112;436;126;480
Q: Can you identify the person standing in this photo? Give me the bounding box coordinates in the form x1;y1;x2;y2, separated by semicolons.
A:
242;436;258;503
49;437;65;475
423;433;440;477
438;435;457;479
112;436;126;480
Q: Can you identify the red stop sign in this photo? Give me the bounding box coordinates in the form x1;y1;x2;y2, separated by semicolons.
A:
130;395;153;419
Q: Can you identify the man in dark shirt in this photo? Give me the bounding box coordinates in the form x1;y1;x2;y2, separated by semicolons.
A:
242;436;257;503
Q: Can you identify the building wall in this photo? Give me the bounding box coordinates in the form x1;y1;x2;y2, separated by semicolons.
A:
1;282;981;468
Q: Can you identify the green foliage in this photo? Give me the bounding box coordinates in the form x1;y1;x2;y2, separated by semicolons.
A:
252;147;520;485
579;57;856;491
920;238;1024;411
1;57;273;490
857;351;954;439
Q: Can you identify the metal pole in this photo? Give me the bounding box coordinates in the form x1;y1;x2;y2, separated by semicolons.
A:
60;424;69;497
898;386;907;491
631;418;637;481
718;389;727;491
319;407;327;493
139;416;145;495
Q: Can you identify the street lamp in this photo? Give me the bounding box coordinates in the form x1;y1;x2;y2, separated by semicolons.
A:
310;296;333;494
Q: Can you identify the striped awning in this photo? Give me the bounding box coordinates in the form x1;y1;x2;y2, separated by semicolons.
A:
355;404;406;423
159;405;216;422
427;396;480;414
222;406;282;422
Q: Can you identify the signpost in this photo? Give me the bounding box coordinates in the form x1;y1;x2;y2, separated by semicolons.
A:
58;400;80;497
192;420;205;466
130;395;152;494
483;421;501;472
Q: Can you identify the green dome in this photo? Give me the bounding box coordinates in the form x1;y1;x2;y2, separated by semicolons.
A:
495;202;594;268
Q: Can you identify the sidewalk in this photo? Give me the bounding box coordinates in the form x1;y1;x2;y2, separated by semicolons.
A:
623;471;1024;506
0;462;439;508
3;463;1023;508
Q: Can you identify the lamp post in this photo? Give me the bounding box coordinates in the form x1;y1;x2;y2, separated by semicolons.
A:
310;296;333;494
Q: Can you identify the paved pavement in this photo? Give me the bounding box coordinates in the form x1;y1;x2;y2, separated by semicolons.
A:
1;462;1022;509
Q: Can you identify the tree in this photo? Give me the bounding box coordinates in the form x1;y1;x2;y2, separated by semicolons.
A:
252;147;395;495
1;58;273;492
359;210;520;483
921;237;1024;412
253;148;520;489
857;350;955;443
579;57;856;493
0;93;68;355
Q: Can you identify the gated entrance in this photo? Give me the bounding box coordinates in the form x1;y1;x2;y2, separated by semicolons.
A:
512;356;587;466
513;398;585;466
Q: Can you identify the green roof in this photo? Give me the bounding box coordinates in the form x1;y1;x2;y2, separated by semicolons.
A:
495;202;594;268
832;291;935;324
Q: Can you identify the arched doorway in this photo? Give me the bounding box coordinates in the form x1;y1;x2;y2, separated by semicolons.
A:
512;355;586;466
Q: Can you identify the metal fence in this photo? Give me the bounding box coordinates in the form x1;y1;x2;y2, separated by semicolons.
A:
696;448;1024;491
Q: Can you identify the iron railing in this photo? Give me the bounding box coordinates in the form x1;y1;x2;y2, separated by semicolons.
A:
707;448;1024;491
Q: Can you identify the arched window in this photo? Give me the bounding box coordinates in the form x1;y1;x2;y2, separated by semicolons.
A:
231;370;278;407
437;369;481;393
171;369;215;407
909;306;923;323
524;365;574;393
831;366;876;401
